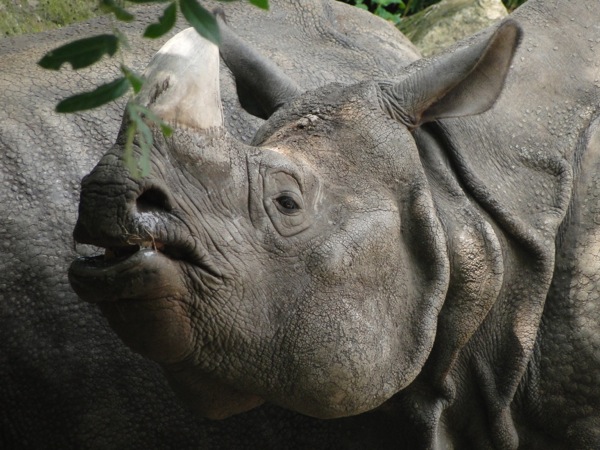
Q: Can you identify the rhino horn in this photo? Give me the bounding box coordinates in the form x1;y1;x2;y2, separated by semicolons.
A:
218;16;302;120
135;27;224;131
379;20;522;128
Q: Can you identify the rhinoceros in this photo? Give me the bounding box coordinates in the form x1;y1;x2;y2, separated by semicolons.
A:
4;0;600;448
0;2;423;448
68;0;600;447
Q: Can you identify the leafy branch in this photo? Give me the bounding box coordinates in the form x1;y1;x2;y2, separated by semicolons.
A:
38;0;269;176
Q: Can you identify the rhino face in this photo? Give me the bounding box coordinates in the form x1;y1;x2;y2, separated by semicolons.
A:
69;22;520;420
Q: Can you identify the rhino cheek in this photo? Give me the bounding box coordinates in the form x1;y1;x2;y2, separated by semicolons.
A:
277;179;449;418
282;306;404;418
266;213;422;417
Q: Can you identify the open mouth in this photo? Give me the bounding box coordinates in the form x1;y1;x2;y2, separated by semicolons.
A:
83;239;167;268
69;233;221;304
105;241;164;260
69;245;178;302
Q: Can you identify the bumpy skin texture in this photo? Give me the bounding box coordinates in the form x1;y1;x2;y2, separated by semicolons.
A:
70;0;600;448
63;2;600;450
0;2;420;449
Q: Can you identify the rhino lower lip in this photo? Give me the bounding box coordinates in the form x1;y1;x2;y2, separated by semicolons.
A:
69;247;183;303
69;240;221;303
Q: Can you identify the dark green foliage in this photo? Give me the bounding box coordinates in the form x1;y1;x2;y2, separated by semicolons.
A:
101;0;135;21
502;0;525;10
340;0;441;19
38;34;119;70
121;65;145;93
144;2;177;38
179;0;221;44
56;77;130;112
249;0;269;9
347;0;434;23
36;0;268;111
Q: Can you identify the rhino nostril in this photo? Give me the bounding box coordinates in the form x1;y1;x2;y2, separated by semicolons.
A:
136;186;172;213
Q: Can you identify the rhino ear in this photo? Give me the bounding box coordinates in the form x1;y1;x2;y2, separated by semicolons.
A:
217;17;302;120
135;27;224;130
379;20;522;128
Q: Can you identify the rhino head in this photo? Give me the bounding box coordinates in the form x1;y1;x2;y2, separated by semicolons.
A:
69;21;520;421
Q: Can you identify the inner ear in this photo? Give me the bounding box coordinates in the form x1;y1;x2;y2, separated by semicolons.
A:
379;20;522;128
235;81;278;120
422;20;522;123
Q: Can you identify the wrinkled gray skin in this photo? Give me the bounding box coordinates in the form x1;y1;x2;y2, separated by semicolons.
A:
68;0;600;448
0;2;421;449
71;0;600;447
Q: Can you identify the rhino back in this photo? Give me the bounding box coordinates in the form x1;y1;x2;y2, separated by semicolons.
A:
510;5;600;444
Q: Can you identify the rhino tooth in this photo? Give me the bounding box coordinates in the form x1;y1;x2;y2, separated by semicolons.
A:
139;241;165;251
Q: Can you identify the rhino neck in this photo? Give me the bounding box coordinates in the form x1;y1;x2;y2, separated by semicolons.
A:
398;120;572;448
412;123;506;379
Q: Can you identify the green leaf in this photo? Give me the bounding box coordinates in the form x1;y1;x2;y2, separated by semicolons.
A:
123;121;139;177
127;0;169;3
179;0;220;45
131;104;158;125
100;0;134;22
248;0;269;9
121;65;144;93
38;34;119;70
128;108;153;146
123;103;174;177
56;77;130;112
160;123;173;137
129;104;173;138
144;2;177;38
127;104;154;177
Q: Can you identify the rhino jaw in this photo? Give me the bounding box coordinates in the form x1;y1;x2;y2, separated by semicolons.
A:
69;243;204;366
163;365;265;420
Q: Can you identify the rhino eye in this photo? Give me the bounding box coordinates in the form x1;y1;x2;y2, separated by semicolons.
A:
275;195;300;214
262;170;310;236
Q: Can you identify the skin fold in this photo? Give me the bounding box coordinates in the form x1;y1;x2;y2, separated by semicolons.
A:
4;0;600;448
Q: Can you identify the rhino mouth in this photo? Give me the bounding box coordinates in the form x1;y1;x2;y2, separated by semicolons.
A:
78;241;162;267
101;235;217;266
83;239;184;270
70;235;265;418
104;241;163;261
69;231;221;304
74;241;165;273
